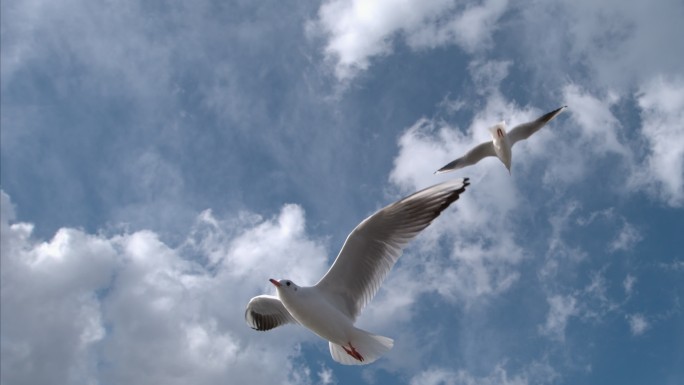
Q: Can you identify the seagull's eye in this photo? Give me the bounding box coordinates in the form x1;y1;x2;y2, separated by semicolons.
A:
286;281;291;286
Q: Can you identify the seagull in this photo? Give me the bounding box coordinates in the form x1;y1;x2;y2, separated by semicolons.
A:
435;106;567;174
245;178;470;365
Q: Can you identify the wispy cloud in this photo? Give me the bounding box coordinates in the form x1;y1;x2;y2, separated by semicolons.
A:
623;274;637;296
609;222;643;253
539;294;578;342
317;365;336;385
627;313;650;336
409;361;558;385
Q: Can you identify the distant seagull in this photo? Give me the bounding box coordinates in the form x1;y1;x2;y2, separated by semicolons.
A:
245;178;470;365
435;106;567;174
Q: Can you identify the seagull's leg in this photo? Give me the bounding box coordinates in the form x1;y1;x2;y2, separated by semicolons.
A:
342;343;364;362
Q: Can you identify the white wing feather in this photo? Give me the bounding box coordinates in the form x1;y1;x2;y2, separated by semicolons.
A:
508;106;567;146
314;178;470;320
435;142;496;174
245;295;298;331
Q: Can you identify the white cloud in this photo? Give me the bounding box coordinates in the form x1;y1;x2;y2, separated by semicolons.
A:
468;60;512;95
568;0;684;90
539;201;588;282
530;84;633;189
314;0;684;86
387;115;525;306
409;362;557;385
539;294;577;342
1;197;118;384
385;75;584;313
608;222;643;253
579;270;621;321
317;365;336;385
406;0;509;53
631;75;684;207
0;190;331;385
314;0;447;80
562;84;627;156
569;207;643;254
658;261;684;271
313;0;509;81
627;313;649;336
511;0;684;92
623;274;637;296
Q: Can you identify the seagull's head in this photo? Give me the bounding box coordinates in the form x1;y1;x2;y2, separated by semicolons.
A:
269;278;299;293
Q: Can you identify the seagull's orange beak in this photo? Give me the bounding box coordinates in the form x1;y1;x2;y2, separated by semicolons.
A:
269;278;281;287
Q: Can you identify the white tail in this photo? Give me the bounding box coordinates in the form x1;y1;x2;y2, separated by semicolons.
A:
328;328;394;365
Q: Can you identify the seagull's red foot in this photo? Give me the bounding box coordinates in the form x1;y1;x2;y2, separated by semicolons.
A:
342;343;364;362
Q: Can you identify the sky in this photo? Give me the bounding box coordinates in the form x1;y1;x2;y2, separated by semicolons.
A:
1;0;683;384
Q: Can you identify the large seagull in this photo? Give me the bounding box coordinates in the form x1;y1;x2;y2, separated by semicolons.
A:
435;106;567;174
245;178;470;365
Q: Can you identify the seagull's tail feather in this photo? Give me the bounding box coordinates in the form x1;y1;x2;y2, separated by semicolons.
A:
329;329;394;365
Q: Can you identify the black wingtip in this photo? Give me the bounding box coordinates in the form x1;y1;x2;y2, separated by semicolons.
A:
434;166;452;174
435;177;470;215
538;106;568;123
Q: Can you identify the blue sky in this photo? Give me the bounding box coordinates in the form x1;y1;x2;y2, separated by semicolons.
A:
1;0;683;384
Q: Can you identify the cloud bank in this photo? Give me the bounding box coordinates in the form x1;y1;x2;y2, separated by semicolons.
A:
1;190;333;385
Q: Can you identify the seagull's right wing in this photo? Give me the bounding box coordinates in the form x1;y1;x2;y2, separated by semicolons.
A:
245;295;299;331
434;142;496;174
315;178;470;321
508;106;567;146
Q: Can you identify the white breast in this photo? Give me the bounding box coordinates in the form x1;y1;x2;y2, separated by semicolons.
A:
280;287;354;345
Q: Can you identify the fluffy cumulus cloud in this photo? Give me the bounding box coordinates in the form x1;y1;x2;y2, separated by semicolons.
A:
0;190;332;385
313;0;509;80
1;193;116;385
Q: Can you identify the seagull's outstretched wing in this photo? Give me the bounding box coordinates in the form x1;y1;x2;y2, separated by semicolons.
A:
434;142;496;174
315;178;470;320
508;106;567;146
245;295;299;331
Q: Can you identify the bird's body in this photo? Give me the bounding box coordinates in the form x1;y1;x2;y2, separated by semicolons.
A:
278;284;352;345
490;123;512;171
435;106;567;174
245;178;470;365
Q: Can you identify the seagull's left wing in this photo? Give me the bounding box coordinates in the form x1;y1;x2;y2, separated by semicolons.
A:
314;178;470;321
508;106;567;146
245;295;299;331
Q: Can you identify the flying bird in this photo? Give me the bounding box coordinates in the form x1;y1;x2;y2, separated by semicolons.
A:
435;106;567;174
245;178;470;365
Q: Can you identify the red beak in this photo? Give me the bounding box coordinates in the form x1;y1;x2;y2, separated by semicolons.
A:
269;278;281;287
